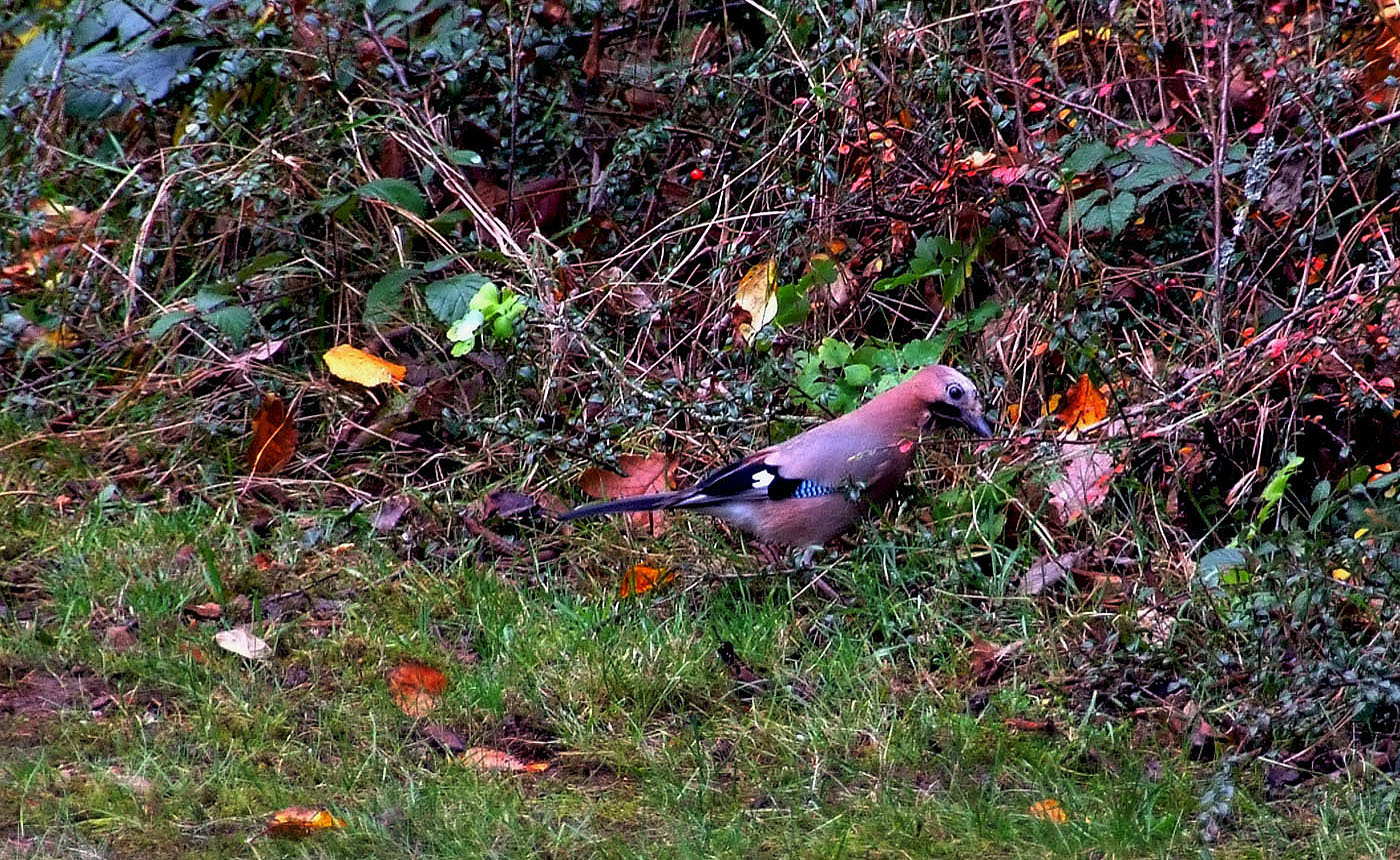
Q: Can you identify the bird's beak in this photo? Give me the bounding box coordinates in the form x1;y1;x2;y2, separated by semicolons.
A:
963;413;994;439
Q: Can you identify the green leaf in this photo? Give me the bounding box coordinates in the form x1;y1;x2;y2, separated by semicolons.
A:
357;178;426;217
194;288;232;313
364;269;417;325
817;338;852;368
149;310;192;339
1062;140;1113;175
424;274;490;324
1105;191;1137;235
235;252;292;282
774;281;810;327
1062;189;1108;233
1197;547;1250;585
450;149;483;166
901;336;948;367
1262;455;1305;503
843;364;872;386
203;305;253;345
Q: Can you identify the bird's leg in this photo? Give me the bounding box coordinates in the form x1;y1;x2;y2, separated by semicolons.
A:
756;543;786;568
795;545;847;603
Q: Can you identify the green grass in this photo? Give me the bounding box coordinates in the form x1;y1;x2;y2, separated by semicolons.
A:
3;432;1398;859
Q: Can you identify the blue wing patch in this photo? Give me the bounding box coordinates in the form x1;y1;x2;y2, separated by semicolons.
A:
790;479;836;499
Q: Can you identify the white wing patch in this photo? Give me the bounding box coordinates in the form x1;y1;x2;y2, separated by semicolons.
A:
750;469;776;490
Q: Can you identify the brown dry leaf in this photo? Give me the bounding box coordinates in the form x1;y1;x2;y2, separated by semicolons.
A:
582;17;602;82
1056;374;1108;430
387;662;447;718
461;747;549;773
733;258;778;345
186;602;223;620
578;452;677;534
1048;447;1116;524
322;344;406;388
213;627;272;660
264;806;347;839
1022;549;1091;595
968;637;1024;685
247;394;298;475
1028;798;1068;823
619;563;674;597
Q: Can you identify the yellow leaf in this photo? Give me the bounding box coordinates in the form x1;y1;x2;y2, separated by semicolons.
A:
323;344;406;387
733;259;777;345
1028;798;1068;823
265;806;346;839
1055;28;1082;47
1056;374;1108;430
1332;567;1352;582
1354;528;1370;539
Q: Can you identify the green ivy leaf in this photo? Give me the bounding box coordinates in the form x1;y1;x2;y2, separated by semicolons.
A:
424;274;490;324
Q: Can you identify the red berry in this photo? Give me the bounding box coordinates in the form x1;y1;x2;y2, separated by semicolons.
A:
689;168;705;181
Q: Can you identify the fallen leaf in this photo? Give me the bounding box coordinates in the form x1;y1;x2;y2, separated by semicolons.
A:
968;637;1024;685
1056;374;1108;430
387;662;447;718
104;624;137;651
369;497;411;532
733;258;778;344
185;602;223;620
213;627;273;660
481;489;539;519
1004;718;1056;733
1022;549;1090;595
421;723;467;753
461;747;549;773
578;452;677;534
264;806;347;839
247;394;298;475
1028;798;1068;823
323;344;406;387
1048;447;1116;524
619;563;674;597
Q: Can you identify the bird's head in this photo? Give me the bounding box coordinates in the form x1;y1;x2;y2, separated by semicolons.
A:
909;365;993;439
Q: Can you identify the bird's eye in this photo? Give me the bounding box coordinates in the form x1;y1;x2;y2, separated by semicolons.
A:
947;384;964;401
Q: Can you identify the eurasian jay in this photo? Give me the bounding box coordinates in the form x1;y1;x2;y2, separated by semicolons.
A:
559;364;992;552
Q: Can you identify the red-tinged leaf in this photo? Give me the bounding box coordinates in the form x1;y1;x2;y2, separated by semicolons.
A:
247;394;297;475
461;747;549;773
387;662;447;718
619;564;674;597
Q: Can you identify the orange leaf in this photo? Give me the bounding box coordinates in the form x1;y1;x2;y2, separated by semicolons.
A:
461;747;549;773
387;662;447;718
322;344;406;387
1055;374;1108;430
1028;798;1068;823
578;452;677;535
619;564;674;597
247;394;298;475
265;806;346;839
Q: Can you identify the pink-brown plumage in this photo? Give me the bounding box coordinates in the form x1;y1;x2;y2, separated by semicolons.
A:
560;364;991;550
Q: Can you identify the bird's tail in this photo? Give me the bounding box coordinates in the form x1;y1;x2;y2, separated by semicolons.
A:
557;491;687;521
